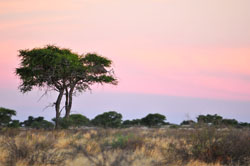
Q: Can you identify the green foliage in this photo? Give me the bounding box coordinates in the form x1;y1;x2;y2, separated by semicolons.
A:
197;114;223;125
91;111;122;128
122;119;141;127
52;117;71;129
16;45;117;96
0;107;17;127
8;120;20;128
31;120;54;129
169;124;180;129
22;116;54;129
52;114;89;129
111;134;130;149
111;133;144;150
221;118;238;126
16;45;78;92
141;113;166;127
68;114;89;127
239;122;250;128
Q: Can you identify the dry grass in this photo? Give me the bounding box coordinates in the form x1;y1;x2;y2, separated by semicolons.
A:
0;127;249;166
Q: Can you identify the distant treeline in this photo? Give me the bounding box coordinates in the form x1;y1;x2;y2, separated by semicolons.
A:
1;107;250;129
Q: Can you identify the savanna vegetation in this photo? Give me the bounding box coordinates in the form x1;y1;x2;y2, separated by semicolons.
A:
0;127;250;166
1;106;250;166
1;45;249;165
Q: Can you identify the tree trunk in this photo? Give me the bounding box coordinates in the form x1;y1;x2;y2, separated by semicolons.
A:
64;86;74;118
65;88;69;118
55;89;64;129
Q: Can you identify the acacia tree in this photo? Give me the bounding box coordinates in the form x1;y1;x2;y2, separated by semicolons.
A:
16;45;117;128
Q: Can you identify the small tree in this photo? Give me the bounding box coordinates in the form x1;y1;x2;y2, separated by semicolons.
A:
123;119;141;127
141;113;166;127
21;116;54;129
91;111;122;128
8;120;20;128
221;119;238;127
68;114;90;127
16;45;117;128
197;114;223;125
0;107;17;127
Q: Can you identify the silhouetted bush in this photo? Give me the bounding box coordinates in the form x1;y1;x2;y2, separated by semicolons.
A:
52;114;90;129
22;116;54;129
239;122;250;128
122;119;141;127
0;107;17;127
8;120;20;128
91;111;122;128
221;118;238;127
141;113;166;127
197;114;223;125
68;114;90;127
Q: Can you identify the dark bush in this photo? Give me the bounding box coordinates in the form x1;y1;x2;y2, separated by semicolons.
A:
0;107;17;127
221;118;238;127
141;113;166;127
91;111;122;128
68;114;90;127
122;119;141;127
197;114;223;125
22;116;54;129
8;120;20;128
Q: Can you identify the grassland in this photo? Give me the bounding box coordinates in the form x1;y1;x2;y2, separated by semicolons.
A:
0;127;249;166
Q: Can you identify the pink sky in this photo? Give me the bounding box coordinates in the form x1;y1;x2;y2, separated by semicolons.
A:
1;0;250;123
1;0;250;100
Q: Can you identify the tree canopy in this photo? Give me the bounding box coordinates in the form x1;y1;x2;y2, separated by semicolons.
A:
21;116;54;129
91;111;122;128
0;107;17;127
197;114;223;125
141;113;166;127
16;45;117;128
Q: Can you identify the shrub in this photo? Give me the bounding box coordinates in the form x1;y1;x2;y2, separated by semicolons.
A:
8;120;20;128
31;120;54;129
122;119;141;127
197;114;223;125
91;111;122;128
141;113;166;127
111;133;144;150
68;114;90;127
163;127;250;165
0;107;17;127
221;119;238;127
22;116;54;129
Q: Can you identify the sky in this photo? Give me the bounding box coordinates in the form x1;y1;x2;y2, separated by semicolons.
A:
0;0;250;123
